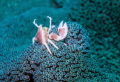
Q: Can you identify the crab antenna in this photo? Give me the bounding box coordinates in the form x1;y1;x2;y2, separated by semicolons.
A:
33;19;42;29
47;16;52;33
33;19;39;27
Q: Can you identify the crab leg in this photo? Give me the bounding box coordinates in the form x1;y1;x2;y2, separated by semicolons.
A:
32;37;37;44
48;39;59;49
44;42;52;54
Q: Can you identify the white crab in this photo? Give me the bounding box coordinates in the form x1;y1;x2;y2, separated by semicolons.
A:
32;16;68;54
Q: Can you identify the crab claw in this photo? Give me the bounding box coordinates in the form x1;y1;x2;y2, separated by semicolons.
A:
58;21;68;40
49;21;68;41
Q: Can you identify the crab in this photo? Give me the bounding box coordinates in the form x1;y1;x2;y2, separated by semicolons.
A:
32;16;68;54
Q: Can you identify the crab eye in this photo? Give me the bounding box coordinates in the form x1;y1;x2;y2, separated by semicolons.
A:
43;27;48;32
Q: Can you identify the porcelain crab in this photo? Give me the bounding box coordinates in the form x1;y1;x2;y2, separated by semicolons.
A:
32;16;68;54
